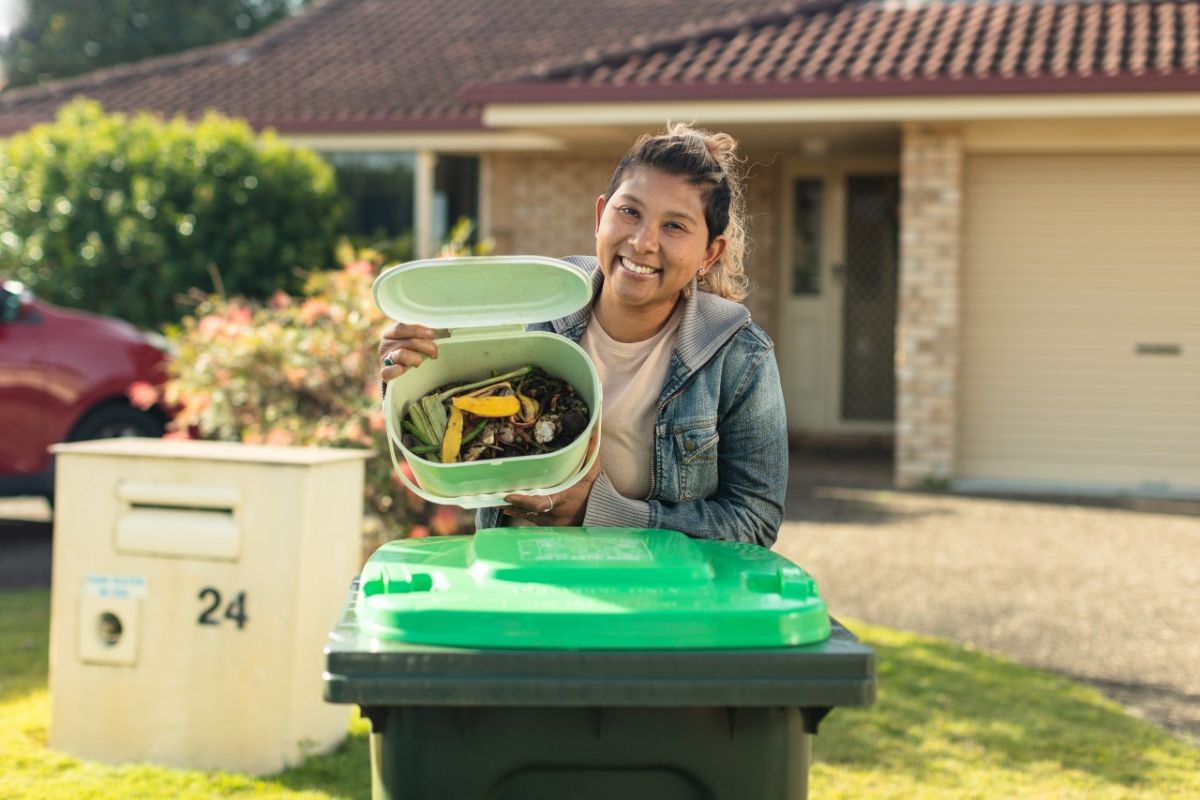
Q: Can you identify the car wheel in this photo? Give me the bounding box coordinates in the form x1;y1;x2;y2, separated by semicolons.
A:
71;404;165;442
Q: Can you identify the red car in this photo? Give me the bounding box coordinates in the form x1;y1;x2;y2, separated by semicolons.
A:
0;280;170;501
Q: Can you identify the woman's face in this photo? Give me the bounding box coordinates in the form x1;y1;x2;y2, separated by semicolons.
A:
594;166;726;323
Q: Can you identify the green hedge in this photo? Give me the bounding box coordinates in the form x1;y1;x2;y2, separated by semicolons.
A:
0;99;343;327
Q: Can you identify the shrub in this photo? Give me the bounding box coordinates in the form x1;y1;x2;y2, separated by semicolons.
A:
0;99;343;327
155;227;489;559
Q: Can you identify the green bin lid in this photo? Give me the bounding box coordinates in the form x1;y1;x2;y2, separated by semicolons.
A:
356;528;831;649
372;255;591;329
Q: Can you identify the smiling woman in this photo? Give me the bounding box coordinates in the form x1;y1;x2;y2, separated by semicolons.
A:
594;166;726;341
380;124;789;546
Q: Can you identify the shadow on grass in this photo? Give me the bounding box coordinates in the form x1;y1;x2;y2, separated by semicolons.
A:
0;588;50;704
270;723;371;800
1075;675;1200;713
815;624;1194;790
1065;674;1200;746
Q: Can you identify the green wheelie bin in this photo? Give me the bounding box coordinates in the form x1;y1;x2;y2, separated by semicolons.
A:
324;527;875;799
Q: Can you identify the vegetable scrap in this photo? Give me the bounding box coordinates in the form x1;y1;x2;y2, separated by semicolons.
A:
402;366;590;463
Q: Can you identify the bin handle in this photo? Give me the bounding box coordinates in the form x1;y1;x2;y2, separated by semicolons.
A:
383;382;600;509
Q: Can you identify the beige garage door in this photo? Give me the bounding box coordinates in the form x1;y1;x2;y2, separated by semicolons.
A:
959;154;1200;495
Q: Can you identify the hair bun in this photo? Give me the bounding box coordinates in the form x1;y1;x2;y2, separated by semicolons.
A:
663;122;741;171
702;132;739;166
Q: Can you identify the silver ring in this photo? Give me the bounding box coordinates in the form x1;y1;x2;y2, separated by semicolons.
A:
544;496;555;514
383;355;395;367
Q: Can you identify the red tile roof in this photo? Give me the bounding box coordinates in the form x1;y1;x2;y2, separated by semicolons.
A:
0;0;1196;135
0;0;801;134
468;0;1200;102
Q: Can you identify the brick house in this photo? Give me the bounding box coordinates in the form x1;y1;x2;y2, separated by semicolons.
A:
2;0;1198;497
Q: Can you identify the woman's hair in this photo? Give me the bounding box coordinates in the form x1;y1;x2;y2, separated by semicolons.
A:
605;123;749;302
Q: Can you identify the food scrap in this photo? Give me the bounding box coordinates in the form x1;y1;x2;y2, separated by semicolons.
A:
402;366;589;463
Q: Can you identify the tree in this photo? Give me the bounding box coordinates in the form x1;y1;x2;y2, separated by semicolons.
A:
1;1;306;89
0;99;344;327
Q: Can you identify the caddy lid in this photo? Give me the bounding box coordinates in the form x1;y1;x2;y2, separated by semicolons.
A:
355;528;831;649
372;255;591;329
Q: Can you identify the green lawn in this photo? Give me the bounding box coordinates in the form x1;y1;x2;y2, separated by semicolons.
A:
2;588;1196;799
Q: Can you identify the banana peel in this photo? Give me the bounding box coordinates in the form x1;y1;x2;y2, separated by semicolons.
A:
452;395;520;417
517;393;539;422
440;406;464;463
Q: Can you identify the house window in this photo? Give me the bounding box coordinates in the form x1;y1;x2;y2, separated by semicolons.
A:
322;152;480;253
323;151;416;242
434;155;480;245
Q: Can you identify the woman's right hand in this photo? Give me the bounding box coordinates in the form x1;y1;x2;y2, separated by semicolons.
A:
379;322;438;382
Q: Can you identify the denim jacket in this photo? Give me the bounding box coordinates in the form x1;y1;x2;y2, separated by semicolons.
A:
477;256;788;547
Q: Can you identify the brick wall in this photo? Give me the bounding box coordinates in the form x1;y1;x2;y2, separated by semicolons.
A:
742;157;779;335
896;125;962;487
485;152;613;260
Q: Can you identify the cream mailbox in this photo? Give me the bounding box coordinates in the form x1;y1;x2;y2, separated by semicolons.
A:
48;438;371;775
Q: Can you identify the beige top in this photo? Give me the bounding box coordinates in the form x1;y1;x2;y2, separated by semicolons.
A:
580;305;683;499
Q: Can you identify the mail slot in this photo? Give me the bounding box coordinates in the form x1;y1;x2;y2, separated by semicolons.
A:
48;438;371;775
115;481;241;560
1135;343;1183;356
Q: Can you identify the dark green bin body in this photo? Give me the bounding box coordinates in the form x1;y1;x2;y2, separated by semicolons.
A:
324;579;875;800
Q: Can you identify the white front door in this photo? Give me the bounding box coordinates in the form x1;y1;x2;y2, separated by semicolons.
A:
778;159;899;437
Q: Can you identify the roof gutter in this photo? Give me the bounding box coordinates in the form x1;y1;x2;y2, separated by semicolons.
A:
0;111;491;138
482;89;1200;129
249;114;486;133
283;130;566;152
464;72;1200;106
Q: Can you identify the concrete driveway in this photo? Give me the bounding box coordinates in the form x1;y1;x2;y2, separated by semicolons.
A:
775;451;1200;746
0;497;52;589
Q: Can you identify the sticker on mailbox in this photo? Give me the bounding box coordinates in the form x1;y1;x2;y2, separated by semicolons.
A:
85;574;147;599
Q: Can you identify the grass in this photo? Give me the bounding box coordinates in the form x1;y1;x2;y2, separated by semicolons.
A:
2;588;1197;799
808;625;1199;798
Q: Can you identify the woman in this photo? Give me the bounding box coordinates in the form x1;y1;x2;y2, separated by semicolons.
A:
380;124;788;547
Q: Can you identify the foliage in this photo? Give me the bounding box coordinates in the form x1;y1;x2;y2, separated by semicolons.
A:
358;230;414;267
3;591;1199;799
436;216;490;259
0;99;342;327
0;0;307;89
158;223;491;552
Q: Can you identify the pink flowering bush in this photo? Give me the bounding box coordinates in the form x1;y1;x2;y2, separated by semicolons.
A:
158;243;478;560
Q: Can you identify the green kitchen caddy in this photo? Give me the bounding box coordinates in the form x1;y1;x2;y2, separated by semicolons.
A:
375;256;602;508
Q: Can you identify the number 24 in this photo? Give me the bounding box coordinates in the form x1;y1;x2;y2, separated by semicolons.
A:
197;587;248;629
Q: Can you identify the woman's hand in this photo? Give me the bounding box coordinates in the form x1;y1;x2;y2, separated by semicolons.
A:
379;322;438;382
503;434;602;527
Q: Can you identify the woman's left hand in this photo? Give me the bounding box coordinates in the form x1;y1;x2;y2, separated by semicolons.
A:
503;435;601;526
